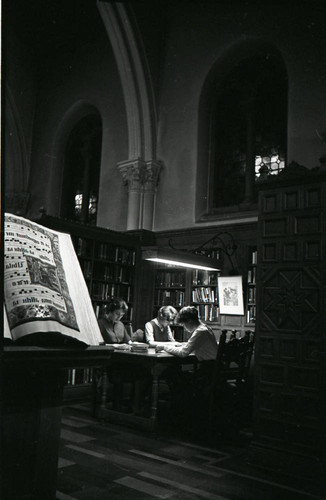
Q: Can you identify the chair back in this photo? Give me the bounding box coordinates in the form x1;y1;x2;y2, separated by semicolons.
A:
207;329;255;437
210;329;255;404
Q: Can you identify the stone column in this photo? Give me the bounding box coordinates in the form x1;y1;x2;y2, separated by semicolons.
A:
119;158;162;230
118;159;146;230
142;160;162;231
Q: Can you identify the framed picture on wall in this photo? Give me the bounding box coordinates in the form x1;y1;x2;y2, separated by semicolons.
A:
217;275;244;315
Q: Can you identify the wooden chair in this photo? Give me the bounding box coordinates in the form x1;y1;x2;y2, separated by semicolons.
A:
207;329;255;437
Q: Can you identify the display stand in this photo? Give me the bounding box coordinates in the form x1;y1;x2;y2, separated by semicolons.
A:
1;346;112;500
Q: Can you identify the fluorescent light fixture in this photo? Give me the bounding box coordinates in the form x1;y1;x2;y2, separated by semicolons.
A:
142;247;220;271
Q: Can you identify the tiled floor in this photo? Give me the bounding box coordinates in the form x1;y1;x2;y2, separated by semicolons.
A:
56;404;325;500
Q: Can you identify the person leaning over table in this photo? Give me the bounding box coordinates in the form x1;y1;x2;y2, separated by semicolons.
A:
145;305;178;343
155;306;218;360
155;306;218;417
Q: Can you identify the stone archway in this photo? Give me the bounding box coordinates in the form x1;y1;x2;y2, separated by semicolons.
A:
196;40;288;221
97;1;161;230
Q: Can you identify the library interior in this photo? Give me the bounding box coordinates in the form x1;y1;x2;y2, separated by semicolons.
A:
2;1;326;499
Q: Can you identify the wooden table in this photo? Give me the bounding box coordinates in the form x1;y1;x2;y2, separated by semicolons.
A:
2;345;113;500
98;348;197;433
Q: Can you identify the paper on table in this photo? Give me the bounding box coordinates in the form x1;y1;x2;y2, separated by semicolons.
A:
148;341;183;348
111;343;130;350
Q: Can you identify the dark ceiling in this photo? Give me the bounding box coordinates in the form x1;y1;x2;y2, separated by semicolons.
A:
4;0;104;54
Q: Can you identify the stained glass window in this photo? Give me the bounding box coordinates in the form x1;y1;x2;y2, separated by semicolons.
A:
62;114;102;224
255;150;285;178
211;52;287;208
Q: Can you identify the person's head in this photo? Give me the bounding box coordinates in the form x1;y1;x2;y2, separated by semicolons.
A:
104;298;128;322
157;305;177;327
176;306;200;332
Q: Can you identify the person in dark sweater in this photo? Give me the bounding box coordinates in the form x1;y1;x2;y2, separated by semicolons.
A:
144;305;178;343
98;298;131;344
97;298;145;413
98;298;143;344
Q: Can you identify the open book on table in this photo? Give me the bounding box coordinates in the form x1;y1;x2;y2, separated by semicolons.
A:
148;341;184;348
3;213;104;347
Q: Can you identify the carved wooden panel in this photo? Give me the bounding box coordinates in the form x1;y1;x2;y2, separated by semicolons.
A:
254;177;326;469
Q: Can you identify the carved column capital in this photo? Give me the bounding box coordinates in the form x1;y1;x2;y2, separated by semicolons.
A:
118;158;163;230
118;158;163;191
118;159;147;191
143;160;162;190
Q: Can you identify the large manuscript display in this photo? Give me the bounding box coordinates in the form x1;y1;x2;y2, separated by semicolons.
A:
4;213;103;346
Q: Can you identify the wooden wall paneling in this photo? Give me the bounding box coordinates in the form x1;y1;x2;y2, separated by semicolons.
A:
251;175;326;479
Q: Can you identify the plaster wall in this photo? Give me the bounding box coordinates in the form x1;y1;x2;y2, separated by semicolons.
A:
5;2;326;234
26;31;129;231
153;2;326;230
5;29;37;192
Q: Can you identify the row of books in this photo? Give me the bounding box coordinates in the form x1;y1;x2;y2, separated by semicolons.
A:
116;247;136;265
66;367;93;385
76;237;136;265
91;282;132;302
155;289;185;306
246;305;256;323
96;243;119;261
75;237;93;258
192;270;219;286
247;286;256;303
96;244;136;264
195;304;219;322
82;262;134;284
155;270;186;287
82;259;93;279
247;249;257;324
155;269;220;287
93;263;133;283
251;249;258;265
192;286;218;303
247;267;257;284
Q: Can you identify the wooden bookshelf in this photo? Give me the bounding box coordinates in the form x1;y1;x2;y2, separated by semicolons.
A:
151;265;220;340
73;235;136;322
38;215;140;398
38;214;139;320
191;269;220;323
149;242;257;337
153;267;187;312
245;247;257;325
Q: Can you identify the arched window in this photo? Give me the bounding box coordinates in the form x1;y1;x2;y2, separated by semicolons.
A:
61;114;102;224
210;52;287;210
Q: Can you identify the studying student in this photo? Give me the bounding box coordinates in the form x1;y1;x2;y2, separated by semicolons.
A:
156;306;218;418
98;298;130;343
156;306;218;360
144;305;178;343
98;298;143;343
97;297;145;413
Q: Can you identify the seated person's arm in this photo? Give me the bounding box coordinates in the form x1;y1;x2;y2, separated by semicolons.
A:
145;321;155;343
163;330;203;357
98;318;115;344
123;325;131;343
131;329;144;342
167;325;175;341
